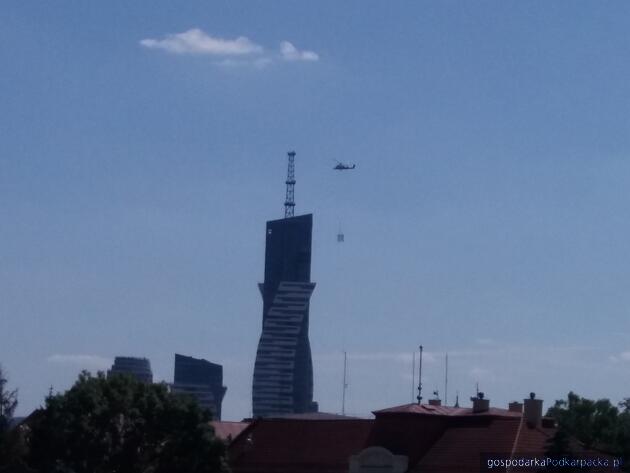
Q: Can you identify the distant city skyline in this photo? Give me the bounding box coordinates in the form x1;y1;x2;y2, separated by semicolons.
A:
2;1;630;420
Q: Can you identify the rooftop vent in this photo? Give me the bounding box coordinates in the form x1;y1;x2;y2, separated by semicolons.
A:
509;402;523;413
428;399;441;406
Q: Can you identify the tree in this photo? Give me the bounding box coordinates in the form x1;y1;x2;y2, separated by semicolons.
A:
0;366;18;435
616;401;630;472
547;392;620;450
546;392;629;472
0;365;28;471
25;371;228;473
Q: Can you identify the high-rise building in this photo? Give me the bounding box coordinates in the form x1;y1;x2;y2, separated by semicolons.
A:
252;213;318;417
107;357;153;383
172;354;227;420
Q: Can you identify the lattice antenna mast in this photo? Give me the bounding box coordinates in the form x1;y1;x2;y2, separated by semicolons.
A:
416;345;423;404
284;151;296;218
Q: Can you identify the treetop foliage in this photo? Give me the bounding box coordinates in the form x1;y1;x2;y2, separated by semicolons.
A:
546;391;630;471
0;366;18;434
22;371;228;473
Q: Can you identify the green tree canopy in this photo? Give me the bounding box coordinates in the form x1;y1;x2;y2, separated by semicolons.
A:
0;366;18;435
0;365;28;472
547;392;619;450
26;371;228;473
546;392;629;471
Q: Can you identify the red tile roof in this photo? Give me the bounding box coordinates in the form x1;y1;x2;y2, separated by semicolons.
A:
228;418;373;473
227;403;607;473
368;403;527;470
268;412;363;420
210;421;250;443
411;418;526;472
366;412;451;467
513;423;556;455
374;403;522;417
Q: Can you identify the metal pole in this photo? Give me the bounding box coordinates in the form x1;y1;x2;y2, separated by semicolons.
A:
417;345;423;404
342;351;348;415
411;351;416;403
444;353;448;406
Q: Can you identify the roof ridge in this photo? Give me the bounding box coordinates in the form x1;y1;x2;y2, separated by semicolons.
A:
507;415;524;473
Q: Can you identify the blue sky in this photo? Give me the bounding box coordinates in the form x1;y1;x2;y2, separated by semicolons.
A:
2;1;630;419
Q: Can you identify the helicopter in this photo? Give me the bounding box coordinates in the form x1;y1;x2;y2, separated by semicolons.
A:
334;160;356;170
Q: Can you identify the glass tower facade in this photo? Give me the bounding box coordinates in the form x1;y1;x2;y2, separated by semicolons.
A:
172;353;227;420
252;214;318;417
107;357;153;384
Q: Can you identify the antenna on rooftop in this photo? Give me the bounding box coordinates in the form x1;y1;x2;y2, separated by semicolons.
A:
411;351;416;403
416;345;423;404
342;351;348;416
444;353;449;406
284;151;296;218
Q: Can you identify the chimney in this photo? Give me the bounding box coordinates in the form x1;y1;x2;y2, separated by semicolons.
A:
508;402;523;413
471;392;490;413
428;399;441;406
523;392;543;427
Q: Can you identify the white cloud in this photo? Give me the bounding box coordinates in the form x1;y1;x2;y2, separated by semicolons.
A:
617;351;630;362
280;41;319;62
608;351;630;363
47;354;112;370
140;29;263;56
140;30;320;68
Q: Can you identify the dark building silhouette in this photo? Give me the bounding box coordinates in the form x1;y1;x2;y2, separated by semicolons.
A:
107;357;153;383
252;214;318;417
172;353;227;420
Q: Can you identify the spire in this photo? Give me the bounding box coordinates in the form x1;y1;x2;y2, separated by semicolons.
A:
284;151;296;218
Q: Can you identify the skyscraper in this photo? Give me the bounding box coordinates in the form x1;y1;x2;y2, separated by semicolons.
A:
252;213;318;417
107;357;153;383
172;353;227;420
